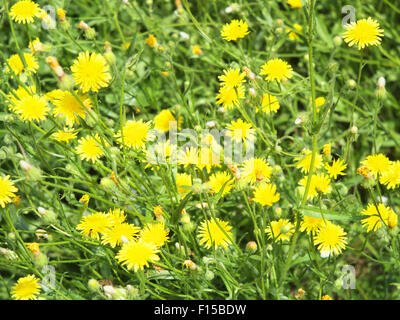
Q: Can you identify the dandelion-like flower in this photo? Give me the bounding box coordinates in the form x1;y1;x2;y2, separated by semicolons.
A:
115;120;151;149
208;171;234;197
198;218;233;249
71;51;111;93
300;216;324;235
361;154;391;177
176;173;192;194
221;19;250;41
260;94;280;113
226;119;254;143
260;58;293;83
241;158;272;184
380;161;400;189
299;173;331;200
178;147;198;167
287;0;302;8
11;275;40;300
218;68;246;88
140;223;170;248
0;175;18;208
7;53;38;76
154;110;181;132
361;203;398;232
10;0;41;24
76;212;111;239
342;17;384;50
12;93;49;122
76;134;105;163
116;240;160;272
102;223;140;248
265;219;294;242
295;149;323;174
253;182;280;207
52;91;92;126
325;158;347;179
52;127;78;143
216;85;245;110
314;221;347;256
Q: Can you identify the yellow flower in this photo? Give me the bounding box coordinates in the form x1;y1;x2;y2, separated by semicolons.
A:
261;94;280;113
300;216;324;235
380;161;400;189
218;68;246;89
361;154;391;177
79;194;90;204
52;90;92;126
322;143;331;156
102;223;140;248
315;96;326;108
140;223;170;248
226;119;254;143
154;110;181;132
342;17;384;50
12;93;49;122
115;120;151;149
260;58;293;82
107;208;127;225
52;127;78;143
76;134;105;163
10;0;41;24
314;221;347;256
295;149;323;174
27;242;40;256
7;52;38;76
76;212;111;239
178;147;198;167
221;19;250;41
116;240;160;272
265;219;294;242
145;34;157;47
208;171;234;197
197;146;221;172
198;218;233;249
71;51;111;93
153;205;164;218
0;175;19;208
192;45;203;55
8;86;36;109
286;24;302;40
361;203;398;232
287;0;302;8
241;158;272;184
325;158;347;179
216;84;245;110
253;182;280;207
176;173;192;194
299;173;331;200
321;295;333;300
28;37;43;53
11;275;40;300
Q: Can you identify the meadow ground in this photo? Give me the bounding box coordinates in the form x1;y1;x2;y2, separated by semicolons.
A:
1;0;400;300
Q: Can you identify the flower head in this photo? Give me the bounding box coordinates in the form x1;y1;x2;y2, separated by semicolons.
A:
226;119;254;143
145;34;157;47
52;91;92;126
343;17;384;50
361;154;390;177
218;68;246;88
116;240;160;272
52;127;78;143
295;149;323;174
76;134;105;163
260;58;293;82
116;120;151;149
314;222;347;256
7;53;38;76
76;212;111;239
380;161;400;189
154;110;181;132
198;218;233;249
0;176;18;208
12;93;49;122
11;275;40;300
10;0;41;24
300;216;324;235
176;173;192;194
325;158;347;179
102;223;140;248
265;219;294;242
216;84;245;110
221;19;250;41
241;158;272;184
261;94;280;113
299;173;331;200
208;171;234;197
71;51;111;93
287;0;302;8
361;203;398;232
253;183;280;207
140;223;170;248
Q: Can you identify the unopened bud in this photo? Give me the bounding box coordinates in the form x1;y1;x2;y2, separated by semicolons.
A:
246;241;257;252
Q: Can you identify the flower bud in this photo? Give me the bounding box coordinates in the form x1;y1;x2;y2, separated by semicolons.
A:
350;126;358;135
205;270;215;281
88;279;100;292
333;36;342;47
246;241;257;253
347;79;356;88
